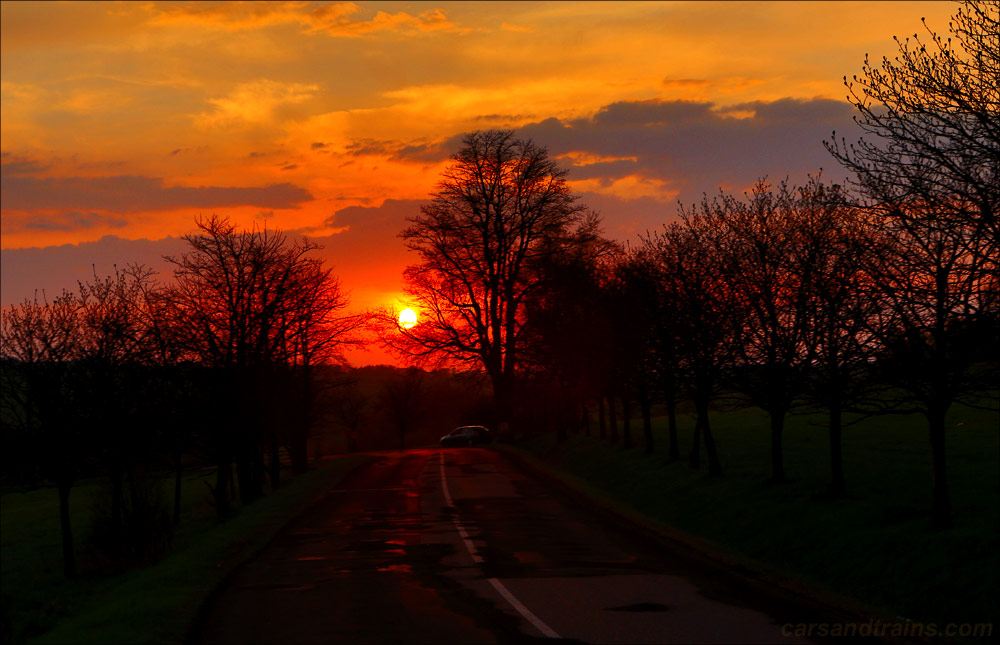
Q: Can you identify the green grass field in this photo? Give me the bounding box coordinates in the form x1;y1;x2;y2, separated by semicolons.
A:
510;402;999;630
1;454;371;644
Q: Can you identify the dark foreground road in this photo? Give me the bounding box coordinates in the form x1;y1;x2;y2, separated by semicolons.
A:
195;447;852;644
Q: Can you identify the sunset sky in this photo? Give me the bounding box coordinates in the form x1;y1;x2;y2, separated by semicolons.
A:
1;1;954;365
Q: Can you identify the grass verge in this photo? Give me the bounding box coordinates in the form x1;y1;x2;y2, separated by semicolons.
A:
503;404;998;632
2;454;371;645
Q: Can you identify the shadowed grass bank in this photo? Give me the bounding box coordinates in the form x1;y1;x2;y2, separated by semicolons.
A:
504;404;998;631
2;455;371;645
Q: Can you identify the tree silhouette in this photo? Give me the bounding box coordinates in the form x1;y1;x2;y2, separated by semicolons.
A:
827;0;999;526
274;258;360;474
644;218;732;475
393;130;589;430
607;253;662;454
857;207;996;526
76;265;168;560
798;194;883;498
163;215;356;514
1;291;84;577
827;0;999;244
521;223;619;441
697;179;840;482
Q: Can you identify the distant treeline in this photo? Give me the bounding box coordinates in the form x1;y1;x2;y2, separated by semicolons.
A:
2;216;373;578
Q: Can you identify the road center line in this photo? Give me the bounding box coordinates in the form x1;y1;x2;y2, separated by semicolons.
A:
487;577;561;639
438;452;561;639
439;452;482;563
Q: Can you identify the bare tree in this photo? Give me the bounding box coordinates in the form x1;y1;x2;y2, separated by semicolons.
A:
75;265;169;558
644;218;733;475
1;291;83;577
857;208;997;526
799;197;884;498
163;215;358;514
391;130;588;430
827;0;999;243
607;252;661;454
521;223;620;442
696;178;841;482
827;0;1000;526
276;258;360;474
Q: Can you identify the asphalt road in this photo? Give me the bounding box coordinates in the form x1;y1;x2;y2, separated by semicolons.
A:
195;447;851;644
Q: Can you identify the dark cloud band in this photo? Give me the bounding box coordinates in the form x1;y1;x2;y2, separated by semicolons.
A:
1;172;312;214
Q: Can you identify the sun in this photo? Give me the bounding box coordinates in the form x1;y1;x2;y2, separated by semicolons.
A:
398;308;417;329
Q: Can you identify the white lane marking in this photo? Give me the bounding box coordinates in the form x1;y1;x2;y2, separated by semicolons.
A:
439;452;483;564
438;452;561;639
487;577;561;639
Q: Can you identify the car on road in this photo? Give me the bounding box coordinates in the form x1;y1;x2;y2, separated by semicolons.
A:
440;425;493;447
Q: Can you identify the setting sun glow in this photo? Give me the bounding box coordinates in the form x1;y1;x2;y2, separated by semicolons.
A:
0;1;957;369
398;308;417;329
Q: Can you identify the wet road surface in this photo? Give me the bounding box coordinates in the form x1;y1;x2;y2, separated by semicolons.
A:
196;447;846;643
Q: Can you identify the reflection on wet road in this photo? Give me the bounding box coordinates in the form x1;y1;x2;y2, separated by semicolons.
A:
198;448;833;643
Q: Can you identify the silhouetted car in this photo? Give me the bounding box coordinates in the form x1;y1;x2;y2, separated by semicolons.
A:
440;425;493;447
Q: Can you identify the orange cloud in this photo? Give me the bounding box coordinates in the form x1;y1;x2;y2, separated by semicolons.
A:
148;1;459;37
148;1;319;30
307;6;457;36
556;151;638;166
568;174;678;203
661;78;709;88
500;22;532;33
196;79;319;129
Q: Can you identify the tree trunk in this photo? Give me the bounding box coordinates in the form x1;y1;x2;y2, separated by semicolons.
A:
556;390;568;442
928;406;952;528
269;425;281;490
236;414;264;502
769;410;786;482
234;375;262;503
109;463;124;558
174;450;183;527
291;370;312;474
639;387;653;455
696;398;722;476
492;374;514;439
666;388;679;461
608;390;619;443
253;442;266;499
621;387;632;449
689;416;702;468
598;397;607;440
57;478;76;578
289;425;309;475
236;452;255;503
828;399;846;497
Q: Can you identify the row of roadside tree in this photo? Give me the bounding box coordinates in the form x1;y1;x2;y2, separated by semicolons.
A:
1;216;363;577
1;0;996;582
388;1;998;530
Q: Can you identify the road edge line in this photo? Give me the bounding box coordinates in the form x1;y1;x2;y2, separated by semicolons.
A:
487;577;561;639
438;451;561;639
